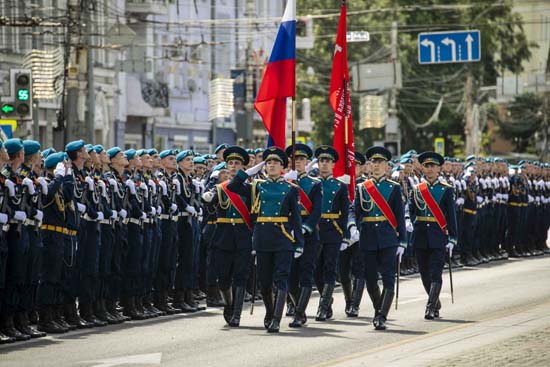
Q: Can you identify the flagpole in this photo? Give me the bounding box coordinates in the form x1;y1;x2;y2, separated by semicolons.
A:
292;97;296;170
343;78;349;175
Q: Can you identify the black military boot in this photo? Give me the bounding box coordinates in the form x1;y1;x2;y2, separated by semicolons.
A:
268;289;287;333
135;296;153;319
37;306;67;334
348;278;365;318
261;288;274;329
186;289;205;311
155;291;181;315
145;294;165;317
122;296;147;320
229;287;246;327
29;310;39;325
206;286;225;308
0;329;15;344
0;313;31;341
289;287;312;328
173;290;198;313
52;305;75;331
220;288;233;324
80;303;108;326
15;312;46;338
315;284;335;322
106;299;129;322
424;282;442;320
96;299;120;324
373;288;394;331
342;279;353;316
64;303;93;329
285;297;296;317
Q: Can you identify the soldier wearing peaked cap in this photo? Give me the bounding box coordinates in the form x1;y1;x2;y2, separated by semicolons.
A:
227;146;304;333
284;144;322;328
409;152;457;320
350;146;407;331
201;146;252;327
313;145;350;322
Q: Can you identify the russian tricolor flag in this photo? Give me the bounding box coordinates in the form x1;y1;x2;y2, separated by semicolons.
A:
254;0;295;149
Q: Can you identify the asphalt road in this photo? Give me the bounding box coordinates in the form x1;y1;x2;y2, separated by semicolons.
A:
2;256;550;367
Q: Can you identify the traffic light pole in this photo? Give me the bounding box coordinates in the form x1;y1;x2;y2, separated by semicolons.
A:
86;0;95;143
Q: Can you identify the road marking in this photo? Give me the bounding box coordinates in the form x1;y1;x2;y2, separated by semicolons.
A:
314;299;550;367
81;353;162;367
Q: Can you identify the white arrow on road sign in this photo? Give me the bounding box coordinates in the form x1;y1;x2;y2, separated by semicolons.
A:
420;38;436;63
81;353;162;367
466;34;474;61
441;37;456;62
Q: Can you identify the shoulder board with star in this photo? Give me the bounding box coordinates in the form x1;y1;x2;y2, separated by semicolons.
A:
440;181;452;188
20;168;29;177
387;179;400;185
1;168;10;178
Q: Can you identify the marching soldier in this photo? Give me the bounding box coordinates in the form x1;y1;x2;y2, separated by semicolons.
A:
409;152;457;320
285;144;322;328
227;147;304;333
351;146;407;331
313;145;349;322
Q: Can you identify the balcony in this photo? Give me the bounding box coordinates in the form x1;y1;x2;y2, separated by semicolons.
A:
126;0;168;16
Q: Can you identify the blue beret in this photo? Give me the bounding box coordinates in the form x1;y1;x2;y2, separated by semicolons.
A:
466;155;476;162
41;148;56;158
314;145;339;162
65;139;85;153
148;149;158;156
23;140;41;156
254;148;264;155
193;157;207;165
176;150;193;162
107;147;122;159
464;161;476;169
94;145;104;154
85;144;94;153
212;162;227;172
4;138;24;154
400;157;412;164
124;149;137;161
44;152;66;169
159;150;175;159
214;144;230;154
136;149;148;157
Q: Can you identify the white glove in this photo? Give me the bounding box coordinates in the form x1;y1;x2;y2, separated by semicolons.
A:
77;203;86;213
150;207;156;216
350;225;360;243
54;162;66;177
139;182;148;194
84;176;94;191
172;179;181;195
251;250;257;256
305;158;318;173
4;179;15;197
396;246;405;262
198;207;203;216
446;242;454;257
111;210;118;220
119;208;127;219
476;196;483;204
159;180;168;195
283;170;298;181
301;227;307;235
98;180;107;197
22;177;35;195
157;206;161;215
170;203;178;213
336;174;351;185
186;205;197;217
294;247;304;258
202;191;214;203
245;161;265;176
0;213;7;224
192;179;203;194
37;177;48;195
66;167;73;176
406;218;413;233
14;211;27;221
141;212;147;220
528;195;534;203
108;178;118;191
125;179;136;195
340;242;348;251
148;179;156;192
96;212;104;221
211;170;220;180
34;209;43;222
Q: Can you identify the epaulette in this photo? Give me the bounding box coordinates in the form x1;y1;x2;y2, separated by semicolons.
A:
387;179;400;185
20;168;29;178
1;168;10;178
440;181;452;188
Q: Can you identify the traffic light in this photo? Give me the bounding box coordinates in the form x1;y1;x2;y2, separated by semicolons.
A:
10;69;32;120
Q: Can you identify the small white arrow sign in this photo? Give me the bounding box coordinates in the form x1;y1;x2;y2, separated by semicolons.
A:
82;353;162;367
421;38;436;63
465;34;474;61
441;37;457;61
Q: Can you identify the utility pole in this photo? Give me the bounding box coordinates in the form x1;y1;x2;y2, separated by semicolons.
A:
239;0;255;147
210;0;217;148
464;65;475;155
85;0;95;143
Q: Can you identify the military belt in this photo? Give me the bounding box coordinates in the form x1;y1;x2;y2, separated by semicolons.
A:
415;216;439;223
463;208;477;215
123;218;142;226
24;219;38;226
217;218;245;224
207;220;217;225
362;217;387;223
82;214;97;222
41;224;77;237
256;217;288;223
321;213;340;219
508;202;525;207
99;219;111;225
300;210;309;216
159;214;171;220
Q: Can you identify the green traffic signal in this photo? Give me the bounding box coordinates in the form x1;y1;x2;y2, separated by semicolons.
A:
1;104;15;114
18;89;29;101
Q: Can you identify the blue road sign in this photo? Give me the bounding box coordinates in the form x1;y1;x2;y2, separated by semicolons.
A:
418;30;480;65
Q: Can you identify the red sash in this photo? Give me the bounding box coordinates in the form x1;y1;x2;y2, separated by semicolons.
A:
298;187;313;215
364;180;398;230
220;181;252;230
418;182;448;234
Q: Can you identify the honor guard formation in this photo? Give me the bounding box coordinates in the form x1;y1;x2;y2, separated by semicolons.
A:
1;139;550;343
